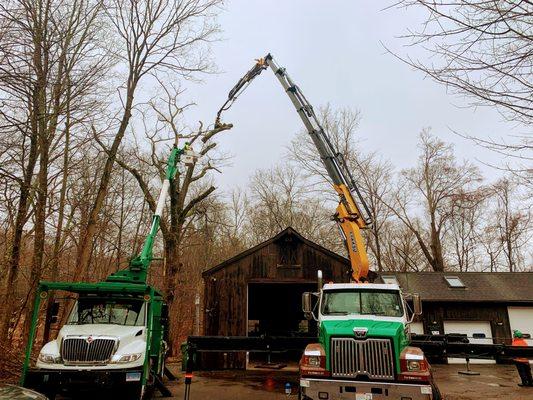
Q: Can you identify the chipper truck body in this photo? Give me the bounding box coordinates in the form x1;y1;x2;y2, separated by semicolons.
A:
216;53;441;400
21;144;197;399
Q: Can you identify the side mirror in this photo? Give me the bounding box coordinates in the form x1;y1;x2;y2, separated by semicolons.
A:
302;292;318;321
50;302;60;324
412;293;422;316
160;303;169;325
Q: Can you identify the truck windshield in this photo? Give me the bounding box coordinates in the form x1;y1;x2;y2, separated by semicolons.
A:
67;298;146;326
321;289;403;317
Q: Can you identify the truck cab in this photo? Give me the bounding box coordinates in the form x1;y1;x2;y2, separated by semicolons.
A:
37;295;149;371
300;282;439;400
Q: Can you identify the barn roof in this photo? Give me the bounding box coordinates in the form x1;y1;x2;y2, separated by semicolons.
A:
202;227;349;277
379;272;533;303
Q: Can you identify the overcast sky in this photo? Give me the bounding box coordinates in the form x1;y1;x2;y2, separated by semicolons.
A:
179;0;521;192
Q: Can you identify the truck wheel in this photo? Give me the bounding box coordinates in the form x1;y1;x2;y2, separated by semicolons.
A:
43;391;56;400
298;387;312;400
123;383;143;400
431;383;442;400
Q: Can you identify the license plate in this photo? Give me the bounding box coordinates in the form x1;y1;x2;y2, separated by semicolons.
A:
356;394;372;400
125;372;142;382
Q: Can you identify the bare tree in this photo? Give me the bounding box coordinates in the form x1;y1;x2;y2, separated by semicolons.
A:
385;130;482;271
247;162;340;252
491;178;531;271
447;188;489;271
397;0;532;124
76;0;222;277
380;220;429;272
0;0;110;340
396;0;532;179
109;82;231;352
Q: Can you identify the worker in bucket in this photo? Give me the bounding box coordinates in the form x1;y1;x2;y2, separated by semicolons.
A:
512;330;533;387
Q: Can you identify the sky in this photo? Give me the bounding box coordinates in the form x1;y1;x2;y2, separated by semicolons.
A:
179;0;521;192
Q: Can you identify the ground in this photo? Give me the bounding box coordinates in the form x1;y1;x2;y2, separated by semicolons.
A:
148;364;533;400
52;364;532;400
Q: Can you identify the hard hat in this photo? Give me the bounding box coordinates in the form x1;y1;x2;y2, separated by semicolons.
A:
513;330;523;338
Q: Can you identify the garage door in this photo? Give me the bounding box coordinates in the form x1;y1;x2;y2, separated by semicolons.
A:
443;321;495;364
508;307;533;363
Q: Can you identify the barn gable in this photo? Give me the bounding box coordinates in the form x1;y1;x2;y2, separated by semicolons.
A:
202;227;350;281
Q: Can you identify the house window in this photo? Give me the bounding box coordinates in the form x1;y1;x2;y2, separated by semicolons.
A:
381;275;399;285
444;276;466;288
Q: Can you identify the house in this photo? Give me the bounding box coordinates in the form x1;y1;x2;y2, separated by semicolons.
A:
378;272;533;351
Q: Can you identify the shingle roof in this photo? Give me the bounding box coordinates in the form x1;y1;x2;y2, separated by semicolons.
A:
379;272;533;303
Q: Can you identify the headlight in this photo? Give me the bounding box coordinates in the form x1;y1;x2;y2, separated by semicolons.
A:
306;356;321;367
407;360;421;371
399;346;430;383
300;343;330;377
38;353;61;364
114;353;143;363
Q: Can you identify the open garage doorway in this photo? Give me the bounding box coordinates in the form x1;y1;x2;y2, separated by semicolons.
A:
247;282;318;367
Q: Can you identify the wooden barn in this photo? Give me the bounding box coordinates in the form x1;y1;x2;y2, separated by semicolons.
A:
201;227;363;368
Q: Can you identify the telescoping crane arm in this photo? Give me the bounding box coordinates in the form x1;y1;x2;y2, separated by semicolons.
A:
107;143;196;284
216;54;372;282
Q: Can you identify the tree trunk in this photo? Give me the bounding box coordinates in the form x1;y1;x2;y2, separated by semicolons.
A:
76;83;135;278
25;77;50;339
372;226;383;272
0;132;38;341
43;112;71;344
429;215;445;272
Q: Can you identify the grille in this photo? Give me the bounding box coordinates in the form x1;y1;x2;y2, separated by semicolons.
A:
61;336;118;365
331;337;395;380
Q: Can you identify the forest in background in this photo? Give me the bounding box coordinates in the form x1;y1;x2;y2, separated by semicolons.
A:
0;0;531;375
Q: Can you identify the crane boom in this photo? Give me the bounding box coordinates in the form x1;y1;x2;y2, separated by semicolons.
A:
216;53;372;281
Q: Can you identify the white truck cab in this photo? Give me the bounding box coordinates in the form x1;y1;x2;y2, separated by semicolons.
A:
37;297;148;371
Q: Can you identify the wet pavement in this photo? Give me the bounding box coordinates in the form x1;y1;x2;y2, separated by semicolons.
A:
54;363;533;399
158;364;533;400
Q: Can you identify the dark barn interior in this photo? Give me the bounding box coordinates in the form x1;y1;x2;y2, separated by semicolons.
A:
247;282;318;337
247;282;318;364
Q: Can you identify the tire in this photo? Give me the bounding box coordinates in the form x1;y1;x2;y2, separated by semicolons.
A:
43;391;56;400
431;382;442;400
122;383;143;400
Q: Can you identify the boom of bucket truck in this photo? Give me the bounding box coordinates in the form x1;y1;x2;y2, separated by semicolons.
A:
215;54;440;400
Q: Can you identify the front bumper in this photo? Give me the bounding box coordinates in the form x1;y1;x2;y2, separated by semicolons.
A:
24;367;144;394
300;377;434;400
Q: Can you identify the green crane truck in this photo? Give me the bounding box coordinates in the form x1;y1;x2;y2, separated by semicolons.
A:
216;53;441;400
21;143;197;399
299;282;440;400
